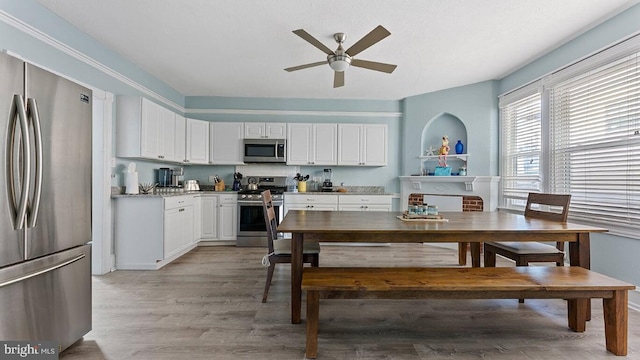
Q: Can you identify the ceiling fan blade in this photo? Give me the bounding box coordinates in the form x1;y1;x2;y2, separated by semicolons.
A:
345;25;391;57
284;61;327;72
292;29;334;55
351;59;397;73
333;71;345;88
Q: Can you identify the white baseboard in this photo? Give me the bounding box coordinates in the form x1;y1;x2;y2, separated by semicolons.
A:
629;289;640;312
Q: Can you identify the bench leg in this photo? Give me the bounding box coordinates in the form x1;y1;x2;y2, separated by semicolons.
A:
603;290;628;356
471;243;481;268
567;298;588;332
306;290;320;359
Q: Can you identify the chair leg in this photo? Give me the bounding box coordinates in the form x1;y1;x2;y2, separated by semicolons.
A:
262;263;276;303
311;254;319;267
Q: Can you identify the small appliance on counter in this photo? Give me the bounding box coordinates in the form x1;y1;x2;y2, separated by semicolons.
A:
157;167;171;187
184;180;201;191
171;167;184;187
322;168;333;192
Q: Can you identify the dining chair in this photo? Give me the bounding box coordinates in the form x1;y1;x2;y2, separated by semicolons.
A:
484;193;571;302
261;189;320;303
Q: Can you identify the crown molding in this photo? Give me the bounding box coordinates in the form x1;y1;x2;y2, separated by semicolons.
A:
1;9;403;119
186;108;403;118
0;9;184;113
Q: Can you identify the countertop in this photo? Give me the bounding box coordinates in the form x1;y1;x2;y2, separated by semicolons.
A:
111;190;238;198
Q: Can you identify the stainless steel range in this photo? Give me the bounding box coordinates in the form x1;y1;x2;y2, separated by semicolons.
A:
236;176;287;247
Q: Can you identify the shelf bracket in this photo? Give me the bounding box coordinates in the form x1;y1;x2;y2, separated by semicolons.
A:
464;180;475;191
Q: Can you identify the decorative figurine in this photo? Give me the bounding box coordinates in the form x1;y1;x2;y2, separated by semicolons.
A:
438;135;450;167
425;146;436;156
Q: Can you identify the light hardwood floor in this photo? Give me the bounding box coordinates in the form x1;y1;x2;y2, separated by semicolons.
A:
61;244;638;359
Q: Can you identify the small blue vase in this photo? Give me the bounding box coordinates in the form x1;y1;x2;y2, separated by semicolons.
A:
455;140;464;154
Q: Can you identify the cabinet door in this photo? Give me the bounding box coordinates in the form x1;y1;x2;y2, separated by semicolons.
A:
362;124;387;166
210;122;244;164
218;204;237;240
337;124;363;165
140;99;161;159
160;106;176;161
313;123;337;165
287;123;312;165
174;114;186;163
201;196;219;239
244;123;264;139
180;206;194;247
338;205;364;211
265;123;287;139
186;118;210;164
364;205;392;211
192;196;201;243
164;208;181;258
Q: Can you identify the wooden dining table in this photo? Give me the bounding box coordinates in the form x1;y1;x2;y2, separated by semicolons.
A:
277;210;608;324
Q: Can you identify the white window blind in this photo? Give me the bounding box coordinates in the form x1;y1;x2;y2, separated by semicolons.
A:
500;92;542;208
548;52;640;234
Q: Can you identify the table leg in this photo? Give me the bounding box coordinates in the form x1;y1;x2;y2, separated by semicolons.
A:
569;233;592;321
470;243;481;268
291;232;303;324
458;242;468;266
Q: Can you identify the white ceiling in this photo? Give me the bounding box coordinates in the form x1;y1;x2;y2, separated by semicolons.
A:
37;0;638;100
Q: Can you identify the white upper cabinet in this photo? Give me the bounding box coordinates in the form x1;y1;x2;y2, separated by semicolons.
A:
244;122;286;139
338;124;387;166
185;118;210;164
117;96;184;163
209;122;244;164
174;114;186;163
160;106;178;162
287;123;337;165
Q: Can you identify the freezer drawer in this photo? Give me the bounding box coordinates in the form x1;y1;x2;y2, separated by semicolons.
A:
0;245;91;351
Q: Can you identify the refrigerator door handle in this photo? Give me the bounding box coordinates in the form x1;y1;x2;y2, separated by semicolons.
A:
26;98;43;228
6;94;31;230
0;253;85;289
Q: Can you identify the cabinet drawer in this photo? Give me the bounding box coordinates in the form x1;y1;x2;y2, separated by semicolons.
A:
219;194;238;204
338;195;391;205
164;195;194;210
285;194;338;205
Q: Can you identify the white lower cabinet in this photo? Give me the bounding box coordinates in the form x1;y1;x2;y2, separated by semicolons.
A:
283;194;339;215
114;195;198;270
338;195;392;212
200;193;237;244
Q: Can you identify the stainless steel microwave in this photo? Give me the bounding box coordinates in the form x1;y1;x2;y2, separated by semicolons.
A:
243;139;286;163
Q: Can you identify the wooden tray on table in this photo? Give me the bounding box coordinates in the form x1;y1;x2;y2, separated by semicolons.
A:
397;211;449;222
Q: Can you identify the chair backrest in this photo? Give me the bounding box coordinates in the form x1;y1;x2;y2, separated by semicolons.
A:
261;190;278;253
524;193;571;222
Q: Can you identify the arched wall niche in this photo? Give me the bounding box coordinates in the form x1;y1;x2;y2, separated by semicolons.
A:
420;112;467;155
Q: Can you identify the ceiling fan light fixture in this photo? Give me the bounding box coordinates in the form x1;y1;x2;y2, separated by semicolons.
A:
328;54;351;72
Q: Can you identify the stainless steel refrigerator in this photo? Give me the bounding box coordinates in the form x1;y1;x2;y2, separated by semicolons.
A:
0;52;92;351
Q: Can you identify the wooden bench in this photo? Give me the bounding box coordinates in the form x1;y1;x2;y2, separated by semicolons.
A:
302;266;634;358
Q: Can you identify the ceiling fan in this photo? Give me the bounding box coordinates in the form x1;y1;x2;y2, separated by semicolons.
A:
284;25;397;88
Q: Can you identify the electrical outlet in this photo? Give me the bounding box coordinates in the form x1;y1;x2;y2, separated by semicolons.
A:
209;175;216;183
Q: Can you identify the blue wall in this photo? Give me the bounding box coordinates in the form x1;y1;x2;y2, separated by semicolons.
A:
402;81;499;176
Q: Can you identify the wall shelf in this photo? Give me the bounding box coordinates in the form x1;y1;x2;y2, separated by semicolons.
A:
418;154;469;161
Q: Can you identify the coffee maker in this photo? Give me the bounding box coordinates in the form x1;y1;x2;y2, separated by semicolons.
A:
157;168;171;187
171;167;184;187
321;168;333;192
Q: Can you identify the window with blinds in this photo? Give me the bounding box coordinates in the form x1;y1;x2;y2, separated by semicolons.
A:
500;92;542;208
548;52;640;234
